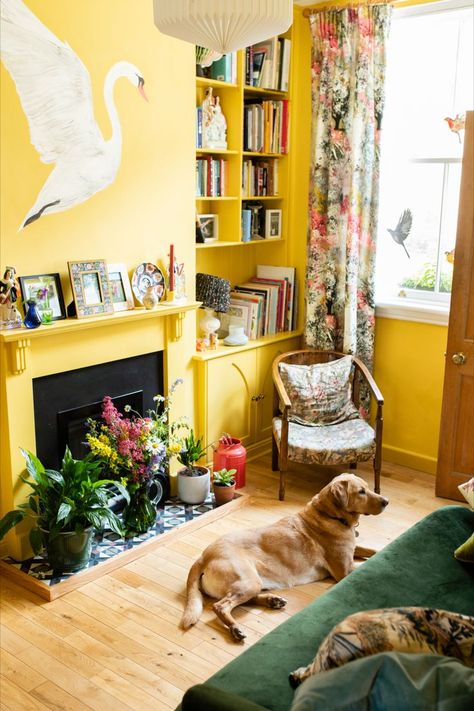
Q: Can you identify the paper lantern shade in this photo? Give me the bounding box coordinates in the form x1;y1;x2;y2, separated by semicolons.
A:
153;0;293;54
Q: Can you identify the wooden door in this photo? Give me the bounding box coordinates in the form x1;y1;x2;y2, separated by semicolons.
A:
436;112;474;500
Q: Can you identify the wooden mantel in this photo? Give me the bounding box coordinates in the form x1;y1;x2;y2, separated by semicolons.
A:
0;301;199;375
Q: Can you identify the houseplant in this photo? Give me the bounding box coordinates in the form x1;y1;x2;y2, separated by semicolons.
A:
0;447;128;572
86;379;187;534
212;467;237;506
177;430;210;504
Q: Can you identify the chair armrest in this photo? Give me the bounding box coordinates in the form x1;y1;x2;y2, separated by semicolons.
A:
352;357;384;406
272;360;291;415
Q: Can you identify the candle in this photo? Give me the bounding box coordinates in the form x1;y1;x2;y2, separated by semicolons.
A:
169;244;175;292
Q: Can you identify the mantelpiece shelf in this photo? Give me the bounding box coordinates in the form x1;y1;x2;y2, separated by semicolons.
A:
0;301;200;344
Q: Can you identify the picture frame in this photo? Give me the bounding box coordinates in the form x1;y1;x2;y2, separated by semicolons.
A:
265;208;282;239
107;262;134;312
197;214;219;242
68;260;114;319
18;272;66;321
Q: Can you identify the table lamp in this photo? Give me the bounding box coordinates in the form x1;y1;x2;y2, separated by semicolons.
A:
196;273;230;342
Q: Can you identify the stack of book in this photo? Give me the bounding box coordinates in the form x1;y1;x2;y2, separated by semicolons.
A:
242;160;279;197
195;157;228;197
199;52;237;84
219;265;297;339
243;100;289;154
245;37;291;91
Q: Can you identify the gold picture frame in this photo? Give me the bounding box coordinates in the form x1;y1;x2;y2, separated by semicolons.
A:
68;260;114;319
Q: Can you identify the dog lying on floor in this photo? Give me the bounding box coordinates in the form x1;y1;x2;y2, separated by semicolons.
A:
180;473;389;641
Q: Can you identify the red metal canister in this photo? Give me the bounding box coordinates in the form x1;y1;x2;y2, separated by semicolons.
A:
213;437;247;489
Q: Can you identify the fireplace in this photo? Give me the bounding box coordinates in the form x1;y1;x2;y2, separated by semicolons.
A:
33;352;163;469
0;302;198;559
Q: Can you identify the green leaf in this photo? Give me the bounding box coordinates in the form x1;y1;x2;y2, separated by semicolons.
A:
45;469;65;486
29;527;43;555
0;510;25;540
56;502;72;523
98;480;130;504
20;448;45;483
100;508;124;537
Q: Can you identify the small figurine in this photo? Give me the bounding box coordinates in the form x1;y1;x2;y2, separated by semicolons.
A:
202;87;227;149
444;114;465;143
0;266;21;324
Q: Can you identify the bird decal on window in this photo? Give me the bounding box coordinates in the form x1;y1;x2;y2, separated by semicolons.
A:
387;209;413;259
444;114;465;144
1;0;148;230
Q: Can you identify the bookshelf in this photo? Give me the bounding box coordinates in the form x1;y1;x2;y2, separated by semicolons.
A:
194;22;310;458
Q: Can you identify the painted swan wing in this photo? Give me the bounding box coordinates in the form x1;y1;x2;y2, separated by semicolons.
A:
0;0;102;164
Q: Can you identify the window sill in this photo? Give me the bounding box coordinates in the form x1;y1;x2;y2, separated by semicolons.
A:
375;298;450;326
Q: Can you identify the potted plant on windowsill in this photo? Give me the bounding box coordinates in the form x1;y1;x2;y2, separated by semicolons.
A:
0;447;129;573
212;468;237;507
177;430;210;504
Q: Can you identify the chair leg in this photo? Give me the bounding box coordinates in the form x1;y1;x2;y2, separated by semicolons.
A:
373;458;381;494
279;470;286;501
272;435;279;472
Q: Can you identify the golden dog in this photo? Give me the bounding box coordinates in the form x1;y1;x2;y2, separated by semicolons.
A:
180;473;389;641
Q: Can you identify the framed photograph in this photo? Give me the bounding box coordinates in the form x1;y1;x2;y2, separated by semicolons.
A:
197;214;219;243
68;260;114;319
265;209;282;239
18;272;66;321
107;262;134;312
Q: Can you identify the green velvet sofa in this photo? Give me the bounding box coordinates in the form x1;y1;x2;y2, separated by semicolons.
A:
180;505;474;711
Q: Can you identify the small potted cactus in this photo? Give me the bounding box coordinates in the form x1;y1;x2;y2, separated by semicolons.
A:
212;467;237;506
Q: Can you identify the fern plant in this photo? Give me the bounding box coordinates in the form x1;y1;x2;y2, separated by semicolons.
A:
0;447;129;554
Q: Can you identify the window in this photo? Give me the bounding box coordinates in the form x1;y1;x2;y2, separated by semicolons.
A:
375;1;473;319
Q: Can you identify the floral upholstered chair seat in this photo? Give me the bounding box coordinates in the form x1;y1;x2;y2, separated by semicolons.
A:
272;416;376;467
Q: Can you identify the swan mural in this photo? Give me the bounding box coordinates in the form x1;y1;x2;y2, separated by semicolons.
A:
0;0;148;230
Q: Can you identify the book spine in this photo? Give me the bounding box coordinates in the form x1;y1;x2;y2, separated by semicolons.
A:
241;210;251;242
196;107;202;148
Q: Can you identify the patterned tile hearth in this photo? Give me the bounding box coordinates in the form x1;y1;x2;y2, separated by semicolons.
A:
0;492;246;600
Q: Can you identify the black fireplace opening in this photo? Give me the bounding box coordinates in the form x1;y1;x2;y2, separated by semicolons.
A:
33;352;164;470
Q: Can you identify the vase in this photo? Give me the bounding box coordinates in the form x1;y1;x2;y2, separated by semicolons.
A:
41;307;54;324
23;299;42;329
122;482;157;536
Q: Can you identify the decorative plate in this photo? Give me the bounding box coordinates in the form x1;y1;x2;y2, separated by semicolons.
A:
131;263;166;304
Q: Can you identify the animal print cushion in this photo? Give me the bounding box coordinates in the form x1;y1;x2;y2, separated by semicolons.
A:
278;356;359;426
291;608;474;682
455;478;474;562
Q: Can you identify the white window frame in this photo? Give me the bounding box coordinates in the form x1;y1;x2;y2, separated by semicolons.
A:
375;0;472;326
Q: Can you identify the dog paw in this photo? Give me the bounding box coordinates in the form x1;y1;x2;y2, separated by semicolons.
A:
288;671;302;689
230;625;246;642
268;595;287;609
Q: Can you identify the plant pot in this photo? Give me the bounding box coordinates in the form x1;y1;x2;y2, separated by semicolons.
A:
43;527;94;573
122;482;157;537
213;481;236;507
177;466;210;504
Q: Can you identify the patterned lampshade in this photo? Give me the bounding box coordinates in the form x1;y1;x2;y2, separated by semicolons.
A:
196;273;231;313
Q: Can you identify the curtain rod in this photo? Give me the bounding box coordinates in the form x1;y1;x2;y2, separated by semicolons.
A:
303;1;396;17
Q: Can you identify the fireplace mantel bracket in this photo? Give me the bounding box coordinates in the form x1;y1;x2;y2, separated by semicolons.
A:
169;311;186;341
9;338;30;375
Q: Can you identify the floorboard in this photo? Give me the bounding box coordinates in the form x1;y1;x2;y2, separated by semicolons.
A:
0;456;456;710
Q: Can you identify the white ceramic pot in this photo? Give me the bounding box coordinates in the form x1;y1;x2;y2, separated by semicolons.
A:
177;466;210;504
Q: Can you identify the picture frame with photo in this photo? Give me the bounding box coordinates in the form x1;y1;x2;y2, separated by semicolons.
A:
197;214;219;243
265;208;282;239
18;272;66;321
107;262;134;312
68;260;114;319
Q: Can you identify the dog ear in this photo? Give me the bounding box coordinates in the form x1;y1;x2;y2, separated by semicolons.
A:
330;481;349;509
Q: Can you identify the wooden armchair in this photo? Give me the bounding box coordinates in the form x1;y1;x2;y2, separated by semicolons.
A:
272;350;384;500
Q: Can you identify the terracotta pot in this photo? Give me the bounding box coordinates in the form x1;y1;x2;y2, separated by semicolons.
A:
213;481;236;506
177;466;210;504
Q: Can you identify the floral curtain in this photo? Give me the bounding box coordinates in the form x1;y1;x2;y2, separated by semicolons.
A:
305;4;392;409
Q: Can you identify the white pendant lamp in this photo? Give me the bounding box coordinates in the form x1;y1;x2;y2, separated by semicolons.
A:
153;1;293;54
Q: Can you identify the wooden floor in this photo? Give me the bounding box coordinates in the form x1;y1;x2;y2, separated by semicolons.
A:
0;456;456;711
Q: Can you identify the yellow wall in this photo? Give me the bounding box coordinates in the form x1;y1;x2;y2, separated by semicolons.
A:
0;1;197;555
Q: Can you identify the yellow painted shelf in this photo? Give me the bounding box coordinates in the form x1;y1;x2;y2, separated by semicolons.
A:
243;85;288;97
196;148;239;155
243;151;287;158
193;329;304;361
196;77;238;90
195;196;239;201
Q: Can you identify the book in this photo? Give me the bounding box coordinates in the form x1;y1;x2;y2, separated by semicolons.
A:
256;265;296;330
241;209;251;242
252;36;279;89
230;290;263;339
278;39;291;92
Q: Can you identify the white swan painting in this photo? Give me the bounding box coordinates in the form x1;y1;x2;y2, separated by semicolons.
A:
0;0;148;230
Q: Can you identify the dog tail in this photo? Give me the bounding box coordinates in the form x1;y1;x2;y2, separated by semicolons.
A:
180;557;204;630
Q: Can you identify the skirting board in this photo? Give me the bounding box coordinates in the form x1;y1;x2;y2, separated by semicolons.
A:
382;445;437;475
0;493;248;601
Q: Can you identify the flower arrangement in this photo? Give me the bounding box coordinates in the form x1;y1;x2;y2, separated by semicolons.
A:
86;378;188;491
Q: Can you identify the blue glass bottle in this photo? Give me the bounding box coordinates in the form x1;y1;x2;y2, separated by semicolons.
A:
23;299;42;329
